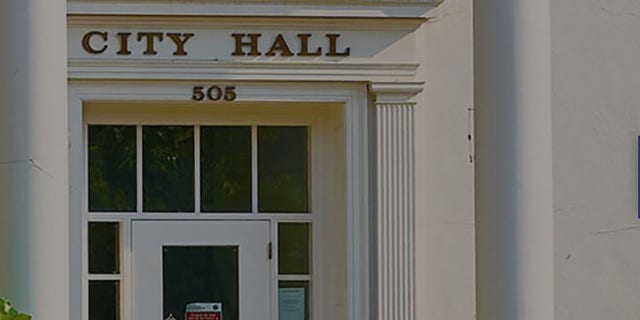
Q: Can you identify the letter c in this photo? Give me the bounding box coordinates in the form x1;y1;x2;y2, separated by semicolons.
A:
82;31;108;54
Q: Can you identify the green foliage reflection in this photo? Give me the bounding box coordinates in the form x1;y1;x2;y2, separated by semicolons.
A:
88;126;136;212
258;127;309;213
143;126;194;212
278;223;310;274
201;127;252;212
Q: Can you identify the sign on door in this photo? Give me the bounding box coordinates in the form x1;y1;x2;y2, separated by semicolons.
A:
185;303;222;320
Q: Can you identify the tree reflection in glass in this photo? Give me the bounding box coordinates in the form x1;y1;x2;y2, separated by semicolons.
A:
143;126;194;212
258;126;309;213
278;223;310;274
200;126;252;213
88;125;136;212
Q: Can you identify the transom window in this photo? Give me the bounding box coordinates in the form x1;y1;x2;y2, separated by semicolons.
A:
88;125;309;214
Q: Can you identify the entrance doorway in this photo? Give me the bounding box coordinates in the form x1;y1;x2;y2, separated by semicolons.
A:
81;103;346;320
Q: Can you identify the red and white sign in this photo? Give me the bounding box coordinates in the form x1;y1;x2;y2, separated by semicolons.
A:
185;313;220;320
185;303;222;320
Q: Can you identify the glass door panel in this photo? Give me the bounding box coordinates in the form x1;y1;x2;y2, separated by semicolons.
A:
163;246;239;320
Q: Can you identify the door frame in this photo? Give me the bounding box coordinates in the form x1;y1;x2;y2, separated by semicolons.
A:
132;219;272;320
69;81;371;320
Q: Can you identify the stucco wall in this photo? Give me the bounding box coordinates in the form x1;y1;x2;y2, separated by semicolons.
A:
415;0;475;318
552;0;640;318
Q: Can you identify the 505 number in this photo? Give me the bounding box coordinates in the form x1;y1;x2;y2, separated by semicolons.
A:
192;86;237;102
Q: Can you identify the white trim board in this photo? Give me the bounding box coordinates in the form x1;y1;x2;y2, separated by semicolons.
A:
67;3;437;18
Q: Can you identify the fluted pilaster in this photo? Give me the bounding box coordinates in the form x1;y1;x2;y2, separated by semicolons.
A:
370;82;422;320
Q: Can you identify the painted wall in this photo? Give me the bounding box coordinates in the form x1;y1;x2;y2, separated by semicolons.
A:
552;0;640;318
415;0;476;318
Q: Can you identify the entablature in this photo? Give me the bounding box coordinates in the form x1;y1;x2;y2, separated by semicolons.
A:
68;14;427;83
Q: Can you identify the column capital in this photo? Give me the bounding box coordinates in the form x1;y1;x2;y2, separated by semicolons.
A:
369;81;424;104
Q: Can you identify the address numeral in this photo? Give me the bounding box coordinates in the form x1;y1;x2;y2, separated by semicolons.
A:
192;86;237;102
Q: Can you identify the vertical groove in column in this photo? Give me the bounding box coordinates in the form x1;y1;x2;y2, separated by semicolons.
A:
409;106;416;320
384;105;392;320
376;103;415;320
401;106;408;320
387;106;400;319
377;105;384;320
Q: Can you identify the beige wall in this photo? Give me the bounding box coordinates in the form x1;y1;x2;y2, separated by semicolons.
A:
552;0;640;318
415;0;476;318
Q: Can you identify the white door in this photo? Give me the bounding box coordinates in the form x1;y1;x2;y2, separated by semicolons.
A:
132;220;271;320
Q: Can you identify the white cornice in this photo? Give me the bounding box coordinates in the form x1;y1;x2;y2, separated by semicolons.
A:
67;2;437;19
68;60;419;82
68;14;427;30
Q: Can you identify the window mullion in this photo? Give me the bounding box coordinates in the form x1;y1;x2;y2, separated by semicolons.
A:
252;125;258;215
88;274;122;281
194;125;201;215
277;274;311;281
136;125;143;215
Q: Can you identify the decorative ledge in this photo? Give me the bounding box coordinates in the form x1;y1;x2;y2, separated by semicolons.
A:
369;81;424;103
67;2;439;19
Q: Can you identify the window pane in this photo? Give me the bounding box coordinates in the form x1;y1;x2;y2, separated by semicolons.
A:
143;126;194;212
278;223;310;275
88;125;136;212
163;246;238;320
89;280;120;320
258;127;309;213
89;222;120;274
201;126;252;212
279;281;310;320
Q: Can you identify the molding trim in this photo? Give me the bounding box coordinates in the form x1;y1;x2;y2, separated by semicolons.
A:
68;14;428;29
68;61;419;82
67;3;437;19
369;81;424;103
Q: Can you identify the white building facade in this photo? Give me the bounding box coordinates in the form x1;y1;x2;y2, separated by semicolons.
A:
0;1;639;320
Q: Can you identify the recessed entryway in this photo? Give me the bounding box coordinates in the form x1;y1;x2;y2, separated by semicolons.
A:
81;102;351;320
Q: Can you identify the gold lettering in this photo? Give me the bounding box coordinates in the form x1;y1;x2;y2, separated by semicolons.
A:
297;34;322;57
326;34;351;57
137;32;164;55
167;33;195;56
265;34;294;57
116;32;132;56
231;33;262;56
82;31;108;54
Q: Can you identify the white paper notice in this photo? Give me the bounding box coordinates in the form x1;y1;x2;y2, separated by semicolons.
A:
278;288;305;320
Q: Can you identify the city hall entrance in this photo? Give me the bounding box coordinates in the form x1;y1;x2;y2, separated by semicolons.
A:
78;99;358;320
